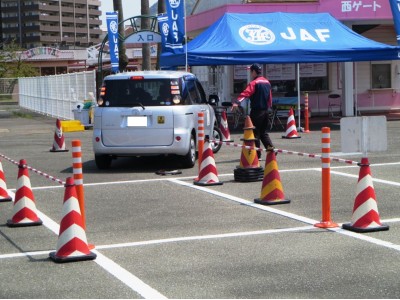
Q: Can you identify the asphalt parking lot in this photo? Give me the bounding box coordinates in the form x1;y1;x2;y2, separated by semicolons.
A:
1;105;400;298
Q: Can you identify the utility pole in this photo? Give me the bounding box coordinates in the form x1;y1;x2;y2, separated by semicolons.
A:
141;0;151;70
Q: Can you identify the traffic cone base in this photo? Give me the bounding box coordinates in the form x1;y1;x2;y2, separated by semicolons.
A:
234;167;264;182
7;218;42;227
314;221;339;229
342;157;388;233
0;196;12;202
342;222;389;233
50;119;69;152
194;141;222;186
194;180;223;186
50;148;69;153
254;198;290;205
49;249;96;263
282;135;301;139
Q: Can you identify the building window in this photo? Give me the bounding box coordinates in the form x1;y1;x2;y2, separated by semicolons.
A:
371;63;391;89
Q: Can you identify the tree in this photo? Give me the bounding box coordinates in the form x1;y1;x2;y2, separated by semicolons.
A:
0;41;39;99
141;0;151;70
0;41;39;79
156;0;166;70
113;0;129;72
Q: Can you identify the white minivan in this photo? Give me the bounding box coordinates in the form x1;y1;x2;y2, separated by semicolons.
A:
92;71;218;169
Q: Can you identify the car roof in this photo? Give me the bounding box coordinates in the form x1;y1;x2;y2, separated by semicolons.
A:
104;70;196;81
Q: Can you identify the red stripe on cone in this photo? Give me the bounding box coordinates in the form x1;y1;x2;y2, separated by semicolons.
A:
50;177;96;263
282;108;301;139
50;119;69;152
7;159;42;227
0;160;12;202
342;157;388;233
219;111;233;142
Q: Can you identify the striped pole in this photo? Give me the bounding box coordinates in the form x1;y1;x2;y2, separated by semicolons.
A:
304;92;310;133
72;140;86;229
315;127;338;228
197;112;205;173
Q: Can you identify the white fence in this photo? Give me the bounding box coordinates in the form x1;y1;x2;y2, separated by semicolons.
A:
18;71;97;120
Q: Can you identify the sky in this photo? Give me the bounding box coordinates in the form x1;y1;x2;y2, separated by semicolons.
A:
99;0;159;30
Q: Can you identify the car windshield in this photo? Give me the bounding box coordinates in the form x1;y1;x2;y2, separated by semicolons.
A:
101;79;174;107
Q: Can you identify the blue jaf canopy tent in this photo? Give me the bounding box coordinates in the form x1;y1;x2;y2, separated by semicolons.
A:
160;12;400;68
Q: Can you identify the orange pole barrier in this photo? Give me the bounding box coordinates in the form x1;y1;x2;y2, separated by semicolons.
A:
197;112;205;173
314;127;338;228
72;140;86;229
304;92;310;133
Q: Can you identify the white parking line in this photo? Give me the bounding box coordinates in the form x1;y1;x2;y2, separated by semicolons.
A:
2;161;399;298
8;210;169;299
331;170;400;186
168;176;400;255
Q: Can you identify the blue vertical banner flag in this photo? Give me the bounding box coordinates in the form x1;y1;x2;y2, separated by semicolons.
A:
388;0;400;45
106;12;120;73
159;0;185;54
157;13;169;53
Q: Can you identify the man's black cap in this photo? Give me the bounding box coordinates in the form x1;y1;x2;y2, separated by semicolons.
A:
250;63;262;73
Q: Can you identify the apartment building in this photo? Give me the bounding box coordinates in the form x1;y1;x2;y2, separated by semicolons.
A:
0;0;103;49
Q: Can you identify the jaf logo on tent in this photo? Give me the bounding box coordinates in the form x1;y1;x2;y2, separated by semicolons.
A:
239;24;275;45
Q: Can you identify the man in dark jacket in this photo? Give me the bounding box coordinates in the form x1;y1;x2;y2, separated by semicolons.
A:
232;63;274;159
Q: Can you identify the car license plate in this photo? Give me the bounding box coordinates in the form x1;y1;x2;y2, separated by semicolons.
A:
127;116;147;127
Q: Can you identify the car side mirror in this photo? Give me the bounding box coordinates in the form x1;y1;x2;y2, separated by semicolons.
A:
208;94;219;106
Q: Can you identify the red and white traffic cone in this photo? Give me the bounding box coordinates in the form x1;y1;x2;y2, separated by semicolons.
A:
219;110;233;142
194;137;222;186
342;157;389;233
50;119;69;152
7;159;42;227
282;108;301;139
49;177;96;263
0;159;12;202
254;150;290;205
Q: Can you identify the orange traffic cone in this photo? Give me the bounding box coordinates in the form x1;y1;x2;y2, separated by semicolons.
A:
194;138;223;186
234;116;264;182
0;159;12;202
239;116;260;169
7;159;43;227
50;119;69;152
49;177;96;263
342;158;389;233
219;110;233;142
254;150;290;205
282;108;301;139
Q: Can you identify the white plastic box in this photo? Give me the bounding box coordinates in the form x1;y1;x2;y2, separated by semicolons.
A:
72;109;90;125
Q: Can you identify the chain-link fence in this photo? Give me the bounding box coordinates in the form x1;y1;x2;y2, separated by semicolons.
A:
18;71;97;120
